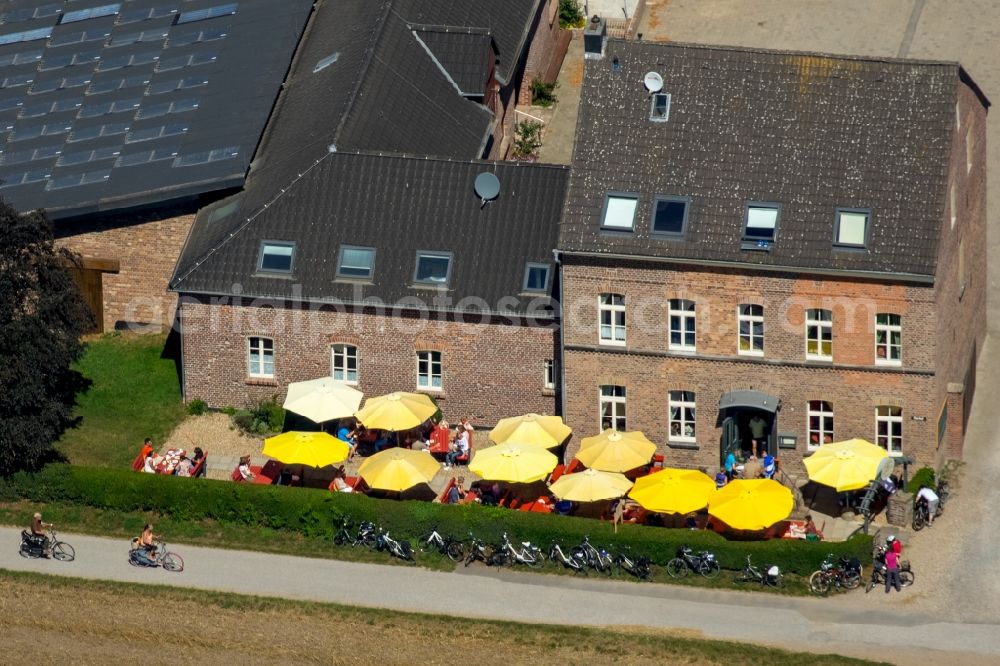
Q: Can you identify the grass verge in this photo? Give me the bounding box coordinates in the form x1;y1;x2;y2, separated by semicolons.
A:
0;568;882;665
57;332;186;468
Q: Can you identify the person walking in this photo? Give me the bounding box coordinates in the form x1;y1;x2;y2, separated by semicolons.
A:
724;450;736;481
748;414;767;456
884;545;902;593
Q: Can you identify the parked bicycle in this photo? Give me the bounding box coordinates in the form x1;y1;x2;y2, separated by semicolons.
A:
808;554;862;594
374;527;414;562
614;546;652;581
549;542;587;574
19;528;75;562
464;533;494;567
912;482;948;531
493;532;544;568
571;535;613;575
333;517;377;548
666;545;720;579
734;555;783;588
129;538;184;572
417;527;465;562
865;545;915;593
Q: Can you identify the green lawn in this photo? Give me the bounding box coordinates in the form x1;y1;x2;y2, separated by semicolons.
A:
57;333;186;468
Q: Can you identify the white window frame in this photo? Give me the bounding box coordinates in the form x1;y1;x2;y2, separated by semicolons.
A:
330;344;359;385
600;193;639;232
737;304;764;356
649;92;671;122
598;293;626;346
875;313;902;366
543;359;555;390
247;336;274;378
599;385;626;431
876;406;903;456
523;262;551;293
807;400;833;450
834;208;870;248
805;308;832;361
668;299;696;352
668;390;696;443
416;350;442;391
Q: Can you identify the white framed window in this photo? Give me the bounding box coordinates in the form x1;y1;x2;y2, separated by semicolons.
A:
543;359;555;390
876;406;903;455
807;400;833;450
599;293;625;346
650;92;671;121
805;308;832;361
523;263;551;293
875;313;901;365
247;337;274;378
668;299;696;351
599;385;626;431
834;209;870;248
416;350;442;390
600;193;639;231
738;304;764;355
668;390;696;443
330;344;358;384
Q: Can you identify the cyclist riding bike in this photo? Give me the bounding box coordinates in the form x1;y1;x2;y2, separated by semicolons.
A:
30;512;53;555
134;523;159;565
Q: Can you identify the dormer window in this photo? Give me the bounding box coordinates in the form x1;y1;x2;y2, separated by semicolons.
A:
743;204;779;249
834;208;870;248
523;263;551;293
650;92;671;121
414;251;452;286
257;241;294;274
336;245;375;280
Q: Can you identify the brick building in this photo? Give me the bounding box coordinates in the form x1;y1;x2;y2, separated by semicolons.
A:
558;40;988;473
171;153;568;425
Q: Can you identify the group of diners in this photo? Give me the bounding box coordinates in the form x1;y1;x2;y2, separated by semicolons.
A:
332;415;473;467
133;438;206;478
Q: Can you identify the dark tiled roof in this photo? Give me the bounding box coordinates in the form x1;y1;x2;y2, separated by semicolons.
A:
170;152;568;315
560;40;977;277
0;0;312;219
413;26;494;96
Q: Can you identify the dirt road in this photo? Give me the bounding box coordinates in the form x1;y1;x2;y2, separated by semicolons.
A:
2;527;997;665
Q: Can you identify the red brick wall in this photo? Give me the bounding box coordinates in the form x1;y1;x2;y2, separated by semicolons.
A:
560;259;941;472
178;297;558;428
932;80;988;463
55;207;197;332
517;0;570;106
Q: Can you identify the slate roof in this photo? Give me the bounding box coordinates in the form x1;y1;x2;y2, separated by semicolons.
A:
560;40;987;277
170;152;569;316
413;25;494;96
0;0;312;219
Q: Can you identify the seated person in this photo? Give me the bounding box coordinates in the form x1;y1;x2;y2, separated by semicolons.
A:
337;421;358;457
804;514;824;540
762;453;776;479
190;447;206;477
142;451;157;474
445;428;469;468
238;455;255;482
742;454;762;480
134;523;159;565
331;469;353;493
714;468;728;489
445;476;466;504
174;455;194;477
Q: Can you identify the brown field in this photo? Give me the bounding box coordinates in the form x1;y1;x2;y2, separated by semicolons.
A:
0;570;876;666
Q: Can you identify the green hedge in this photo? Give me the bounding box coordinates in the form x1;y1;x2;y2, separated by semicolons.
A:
0;465;871;575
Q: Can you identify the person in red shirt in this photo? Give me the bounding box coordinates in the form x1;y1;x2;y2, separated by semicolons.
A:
884;547;902;593
887;534;902;554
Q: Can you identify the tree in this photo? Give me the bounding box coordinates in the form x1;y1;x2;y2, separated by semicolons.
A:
0;201;93;475
512;120;544;160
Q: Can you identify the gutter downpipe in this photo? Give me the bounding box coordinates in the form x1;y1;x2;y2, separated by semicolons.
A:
553;248;567;443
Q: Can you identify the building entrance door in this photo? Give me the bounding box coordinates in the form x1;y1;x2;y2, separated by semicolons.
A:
718;390;780;465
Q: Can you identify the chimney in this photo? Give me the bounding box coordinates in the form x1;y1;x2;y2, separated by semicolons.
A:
583;15;607;60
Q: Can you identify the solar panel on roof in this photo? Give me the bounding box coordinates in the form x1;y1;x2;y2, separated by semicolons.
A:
2;4;62;24
169;26;227;47
0;27;53;45
176;3;238;25
114;146;176;167
0;99;22;112
0;50;43;67
0;170;48;188
172;145;238;166
49;28;112;47
46;168;111;190
1;145;61;166
68;122;129;142
56;146;119;166
60;3;122;25
156;51;216;72
12;123;71;141
52;98;82;112
137;98;199;119
109;28;168;47
2;73;33;88
126;123;186;143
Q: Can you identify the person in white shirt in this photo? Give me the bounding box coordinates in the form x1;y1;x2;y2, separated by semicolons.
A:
142;452;156;474
445;429;469;468
917;486;939;526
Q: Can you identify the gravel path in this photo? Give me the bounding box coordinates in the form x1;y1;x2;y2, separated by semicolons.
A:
2;527;998;665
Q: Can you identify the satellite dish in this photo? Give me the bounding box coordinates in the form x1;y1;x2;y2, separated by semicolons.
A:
875;456;896;482
644;71;664;93
474;172;500;206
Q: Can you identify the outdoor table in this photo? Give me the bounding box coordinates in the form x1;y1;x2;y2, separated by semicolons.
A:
156;448;185;474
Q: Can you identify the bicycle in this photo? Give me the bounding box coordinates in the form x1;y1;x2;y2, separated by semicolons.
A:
912;483;947;531
865;546;915;593
129;538;184;572
374;527;414;562
571;535;613;575
493;532;545;568
734;555;783;588
417;527;465;562
549;542;587;574
333;517;377;547
665;545;720;579
464;534;494;567
809;554;862;594
614;546;652;581
19;528;75;562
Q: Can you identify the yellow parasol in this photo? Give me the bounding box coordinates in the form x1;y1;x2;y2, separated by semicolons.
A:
549;468;633;502
282;377;363;423
357;448;441;492
628;467;716;515
804;438;893;492
576;429;656;472
708;479;794;530
469;443;558;483
488;413;571;450
354;392;437;432
262;431;349;469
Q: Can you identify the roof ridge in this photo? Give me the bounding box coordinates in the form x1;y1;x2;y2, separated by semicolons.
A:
612;38;962;69
330;149;571;171
409;23;492;35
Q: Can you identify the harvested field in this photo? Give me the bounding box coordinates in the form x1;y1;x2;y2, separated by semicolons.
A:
0;571;876;666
